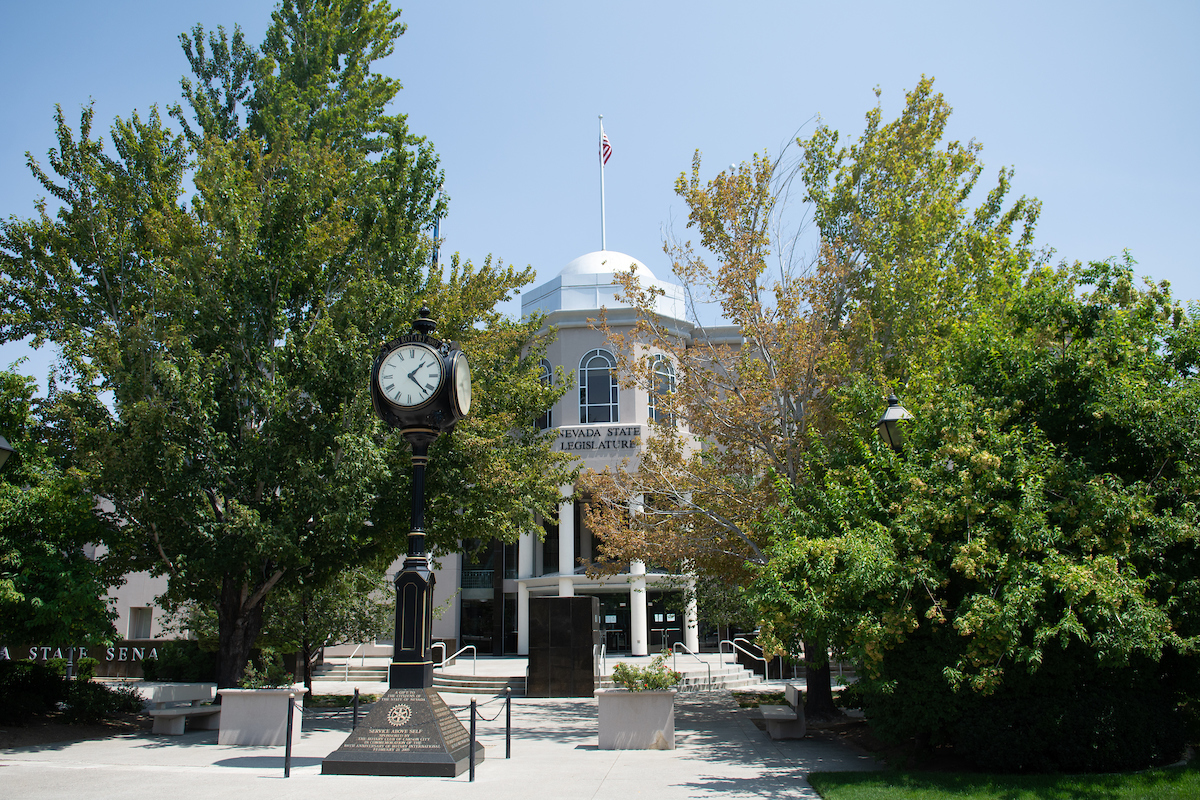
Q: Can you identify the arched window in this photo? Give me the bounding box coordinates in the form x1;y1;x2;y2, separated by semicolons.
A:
649;355;676;424
579;349;618;424
536;359;553;430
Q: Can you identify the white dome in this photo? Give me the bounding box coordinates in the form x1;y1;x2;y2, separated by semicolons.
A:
560;250;654;280
522;248;687;325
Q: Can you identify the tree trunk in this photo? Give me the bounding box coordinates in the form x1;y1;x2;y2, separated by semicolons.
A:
216;577;267;689
803;637;839;720
301;640;314;693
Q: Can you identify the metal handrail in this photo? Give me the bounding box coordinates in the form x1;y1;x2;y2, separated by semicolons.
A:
669;642;712;689
594;643;607;677
435;644;478;674
719;638;768;674
343;643;363;681
432;642;446;666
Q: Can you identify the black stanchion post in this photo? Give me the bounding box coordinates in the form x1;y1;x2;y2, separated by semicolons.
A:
284;692;294;778
469;697;476;782
352;687;359;730
505;687;511;759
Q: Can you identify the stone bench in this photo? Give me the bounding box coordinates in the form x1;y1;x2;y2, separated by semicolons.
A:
760;682;806;739
149;704;222;735
138;683;220;735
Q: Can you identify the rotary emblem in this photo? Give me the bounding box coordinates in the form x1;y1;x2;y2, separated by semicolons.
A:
387;703;413;727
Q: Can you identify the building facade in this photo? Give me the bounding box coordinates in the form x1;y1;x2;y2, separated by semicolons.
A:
424;248;740;658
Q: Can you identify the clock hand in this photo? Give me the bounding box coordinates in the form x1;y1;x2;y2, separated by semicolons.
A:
407;361;426;385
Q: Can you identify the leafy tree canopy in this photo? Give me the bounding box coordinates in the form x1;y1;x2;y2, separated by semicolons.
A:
580;77;1039;715
0;370;122;647
0;0;574;686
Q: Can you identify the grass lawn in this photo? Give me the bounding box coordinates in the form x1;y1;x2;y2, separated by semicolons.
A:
808;762;1200;800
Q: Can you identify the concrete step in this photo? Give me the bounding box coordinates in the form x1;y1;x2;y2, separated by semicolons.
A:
312;664;388;681
595;662;761;693
433;674;525;696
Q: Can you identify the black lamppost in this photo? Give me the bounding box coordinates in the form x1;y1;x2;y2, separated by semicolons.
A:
0;436;13;471
876;394;913;452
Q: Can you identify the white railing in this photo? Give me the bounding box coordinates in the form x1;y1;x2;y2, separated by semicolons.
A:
432;644;478;674
719;638;768;676
343;643;364;681
669;642;711;689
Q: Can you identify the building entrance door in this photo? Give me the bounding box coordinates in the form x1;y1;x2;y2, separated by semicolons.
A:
596;595;631;653
647;592;684;651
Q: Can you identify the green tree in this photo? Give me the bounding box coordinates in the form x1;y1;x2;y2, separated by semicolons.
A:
255;565;393;691
695;578;758;646
754;258;1200;770
0;370;122;647
581;77;1038;717
0;0;573;687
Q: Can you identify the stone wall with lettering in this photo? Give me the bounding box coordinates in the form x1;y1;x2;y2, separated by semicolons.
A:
1;640;166;678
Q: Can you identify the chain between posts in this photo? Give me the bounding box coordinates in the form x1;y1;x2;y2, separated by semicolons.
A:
457;687;513;775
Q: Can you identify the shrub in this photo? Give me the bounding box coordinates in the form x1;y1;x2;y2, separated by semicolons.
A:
860;639;1188;773
140;640;217;682
61;680;145;723
611;653;682;691
239;648;294;688
0;660;68;724
61;681;116;723
952;681;1186;773
75;657;98;681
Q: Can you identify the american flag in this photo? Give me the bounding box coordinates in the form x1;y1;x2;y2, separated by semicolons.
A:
600;131;612;165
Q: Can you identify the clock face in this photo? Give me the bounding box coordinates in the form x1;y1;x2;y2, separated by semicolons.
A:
451;350;472;417
376;342;444;408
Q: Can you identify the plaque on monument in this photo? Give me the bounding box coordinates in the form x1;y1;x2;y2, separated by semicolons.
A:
321;687;485;776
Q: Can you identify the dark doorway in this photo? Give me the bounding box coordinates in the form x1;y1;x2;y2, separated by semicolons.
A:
597;594;631;653
648;591;684;651
460;598;493;653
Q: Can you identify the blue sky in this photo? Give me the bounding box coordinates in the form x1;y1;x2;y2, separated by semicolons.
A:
3;1;1197;390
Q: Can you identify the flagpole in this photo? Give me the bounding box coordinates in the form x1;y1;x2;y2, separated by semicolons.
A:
599;115;607;251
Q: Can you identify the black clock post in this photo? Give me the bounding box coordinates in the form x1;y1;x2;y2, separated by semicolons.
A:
323;309;479;778
388;426;439;689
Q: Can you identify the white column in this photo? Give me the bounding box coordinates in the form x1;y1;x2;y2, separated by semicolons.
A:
628;494;648;655
685;577;700;653
558;486;574;597
517;529;534;655
518;529;534;579
517;582;530;655
630;560;648;656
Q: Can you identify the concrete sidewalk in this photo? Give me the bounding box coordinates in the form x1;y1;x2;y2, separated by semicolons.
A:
0;689;879;800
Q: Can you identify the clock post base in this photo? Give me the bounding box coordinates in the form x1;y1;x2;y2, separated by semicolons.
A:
321;687;484;776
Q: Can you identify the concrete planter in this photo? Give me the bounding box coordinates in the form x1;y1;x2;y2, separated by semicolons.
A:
595;689;676;750
216;685;306;746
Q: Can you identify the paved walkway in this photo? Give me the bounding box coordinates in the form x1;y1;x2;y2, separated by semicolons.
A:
0;687;880;799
